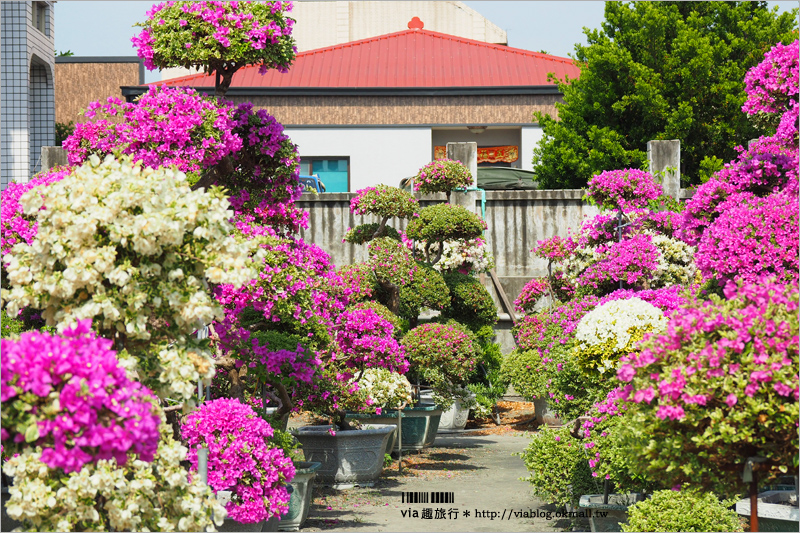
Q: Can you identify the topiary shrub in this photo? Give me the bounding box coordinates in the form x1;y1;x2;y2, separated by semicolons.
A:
622;489;743;532
521;426;601;508
413;159;473;194
401;322;479;408
350;185;417;220
405;204;486;265
618;277;799;499
441;272;497;330
336;263;377;304
397;262;450;323
344;223;401;245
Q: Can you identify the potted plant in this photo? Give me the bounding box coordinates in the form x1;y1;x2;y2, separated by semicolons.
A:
181;398;295;532
292;306;408;487
342;368;412;453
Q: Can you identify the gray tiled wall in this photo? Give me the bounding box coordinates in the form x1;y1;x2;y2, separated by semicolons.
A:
1;2;55;190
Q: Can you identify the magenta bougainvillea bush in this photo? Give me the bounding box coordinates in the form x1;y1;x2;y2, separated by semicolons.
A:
742;39;799;133
333;307;408;374
1;320;161;473
413;159;473;194
132;1;296;97
585;168;663;211
0;166;70;256
63;87;241;174
182;398;295;523
616;278;799;497
514;278;550;313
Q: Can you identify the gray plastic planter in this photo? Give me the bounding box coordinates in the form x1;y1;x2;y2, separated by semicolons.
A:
345;405;442;453
294;424;395;488
279;461;321;532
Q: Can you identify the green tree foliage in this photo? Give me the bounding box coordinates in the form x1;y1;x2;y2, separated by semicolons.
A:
532;1;797;188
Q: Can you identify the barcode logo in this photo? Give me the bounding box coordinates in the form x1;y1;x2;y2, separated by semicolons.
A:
401;491;454;504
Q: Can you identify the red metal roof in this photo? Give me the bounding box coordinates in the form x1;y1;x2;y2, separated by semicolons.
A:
155;28;579;89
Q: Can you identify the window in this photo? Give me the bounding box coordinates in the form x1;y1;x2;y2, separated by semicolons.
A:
32;2;48;35
299;157;349;193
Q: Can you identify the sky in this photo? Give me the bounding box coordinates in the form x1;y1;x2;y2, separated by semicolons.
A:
54;1;798;84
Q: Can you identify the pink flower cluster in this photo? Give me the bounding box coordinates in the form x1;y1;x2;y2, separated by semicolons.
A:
514;278;550;312
413;159;473;194
64;87;242;173
230;103;307;232
618;278;799;422
350;185;418;218
580;387;629;479
1;320;161;473
1;167;71;254
586;169;663;210
334;308;408;375
133;1;295;74
578;234;659;290
742;40;798;120
182;398;295;523
533;234;576;261
513;296;599;352
694;191;798;285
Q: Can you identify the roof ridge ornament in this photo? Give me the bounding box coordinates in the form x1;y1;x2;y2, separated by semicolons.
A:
408;17;424;30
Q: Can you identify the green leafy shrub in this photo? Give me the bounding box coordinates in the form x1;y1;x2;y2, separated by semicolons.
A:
344;223;401;245
413;159;473;194
401;321;479;407
397;262;450;322
350;185;418;219
405;204;486;249
622;489;743;532
467;325;508;417
441;272;497;329
520;426;601;508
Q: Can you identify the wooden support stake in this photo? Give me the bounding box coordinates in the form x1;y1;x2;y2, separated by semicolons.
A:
489;268;517;325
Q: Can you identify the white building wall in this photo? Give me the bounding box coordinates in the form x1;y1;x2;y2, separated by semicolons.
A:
520;126;544;172
285;127;432;191
0;1;54;189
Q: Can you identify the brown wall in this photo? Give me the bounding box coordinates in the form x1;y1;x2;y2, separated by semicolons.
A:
243;94;562;126
56;62;141;124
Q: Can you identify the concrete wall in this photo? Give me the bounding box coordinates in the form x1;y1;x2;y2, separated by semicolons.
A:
285;126;431;191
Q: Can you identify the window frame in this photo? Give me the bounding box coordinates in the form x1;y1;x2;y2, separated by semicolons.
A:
299;156;351;193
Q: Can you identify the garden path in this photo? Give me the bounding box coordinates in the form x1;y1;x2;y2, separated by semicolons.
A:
289;401;585;532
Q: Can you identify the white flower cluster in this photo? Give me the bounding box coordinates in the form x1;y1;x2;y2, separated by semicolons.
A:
2;155;260;337
155;340;217;405
2;423;226;532
412;238;495;273
574;298;667;373
357;368;413;410
650;234;696;288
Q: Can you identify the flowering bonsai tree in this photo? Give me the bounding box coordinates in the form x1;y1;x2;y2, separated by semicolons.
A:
347;185;418;242
1;320;161;473
680;41;798;287
1;155;259;404
0;166;71;257
405;203;487;266
401;321;479;409
572;298;667;376
182;398;295;523
617;278;799;498
413;159;473;197
585;168;663;211
63;89;305;232
404;236;495;275
132;0;296;98
342;368;413;415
